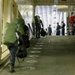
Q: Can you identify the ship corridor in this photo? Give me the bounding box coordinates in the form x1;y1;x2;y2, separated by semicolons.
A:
0;0;75;75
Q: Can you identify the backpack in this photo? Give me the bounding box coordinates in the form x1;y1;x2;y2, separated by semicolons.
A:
17;18;25;35
2;22;16;46
41;28;46;37
16;45;27;63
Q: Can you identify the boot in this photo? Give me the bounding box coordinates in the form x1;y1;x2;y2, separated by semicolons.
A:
9;64;15;73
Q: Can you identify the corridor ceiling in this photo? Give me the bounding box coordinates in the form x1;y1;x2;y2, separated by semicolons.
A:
15;0;75;5
15;0;75;25
15;0;75;12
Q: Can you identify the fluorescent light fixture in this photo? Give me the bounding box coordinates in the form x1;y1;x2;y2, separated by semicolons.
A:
54;5;57;7
58;5;68;9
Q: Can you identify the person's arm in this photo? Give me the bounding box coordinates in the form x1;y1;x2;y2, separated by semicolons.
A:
40;20;43;28
16;31;23;46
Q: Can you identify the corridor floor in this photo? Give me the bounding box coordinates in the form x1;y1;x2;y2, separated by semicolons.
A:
0;36;75;75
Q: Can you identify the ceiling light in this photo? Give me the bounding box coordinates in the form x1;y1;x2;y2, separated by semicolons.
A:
58;5;68;9
54;5;57;7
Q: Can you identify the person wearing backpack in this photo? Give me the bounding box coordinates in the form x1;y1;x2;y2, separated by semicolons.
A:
7;37;18;73
2;22;18;73
7;28;24;73
2;21;26;73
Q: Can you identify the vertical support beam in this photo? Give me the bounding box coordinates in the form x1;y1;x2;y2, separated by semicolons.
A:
18;10;22;18
13;6;18;21
0;0;3;60
32;5;36;35
13;1;18;21
33;5;36;17
3;0;13;30
1;0;13;61
64;12;67;36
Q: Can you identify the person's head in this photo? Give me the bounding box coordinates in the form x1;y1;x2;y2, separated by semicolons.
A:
71;12;74;16
57;22;59;25
28;23;30;25
73;19;75;24
46;28;47;31
62;21;64;23
49;24;51;27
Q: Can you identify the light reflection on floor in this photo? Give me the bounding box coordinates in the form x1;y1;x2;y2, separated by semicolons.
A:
29;51;41;53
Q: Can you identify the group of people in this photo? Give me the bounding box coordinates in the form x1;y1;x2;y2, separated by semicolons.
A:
3;13;75;74
33;14;75;36
56;21;65;35
48;21;65;36
33;15;66;36
48;21;75;36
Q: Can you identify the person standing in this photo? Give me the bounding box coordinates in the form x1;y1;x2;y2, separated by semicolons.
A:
72;19;75;35
61;21;65;35
56;22;61;35
48;24;52;35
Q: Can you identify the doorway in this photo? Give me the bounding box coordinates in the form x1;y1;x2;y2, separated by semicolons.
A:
35;5;67;36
